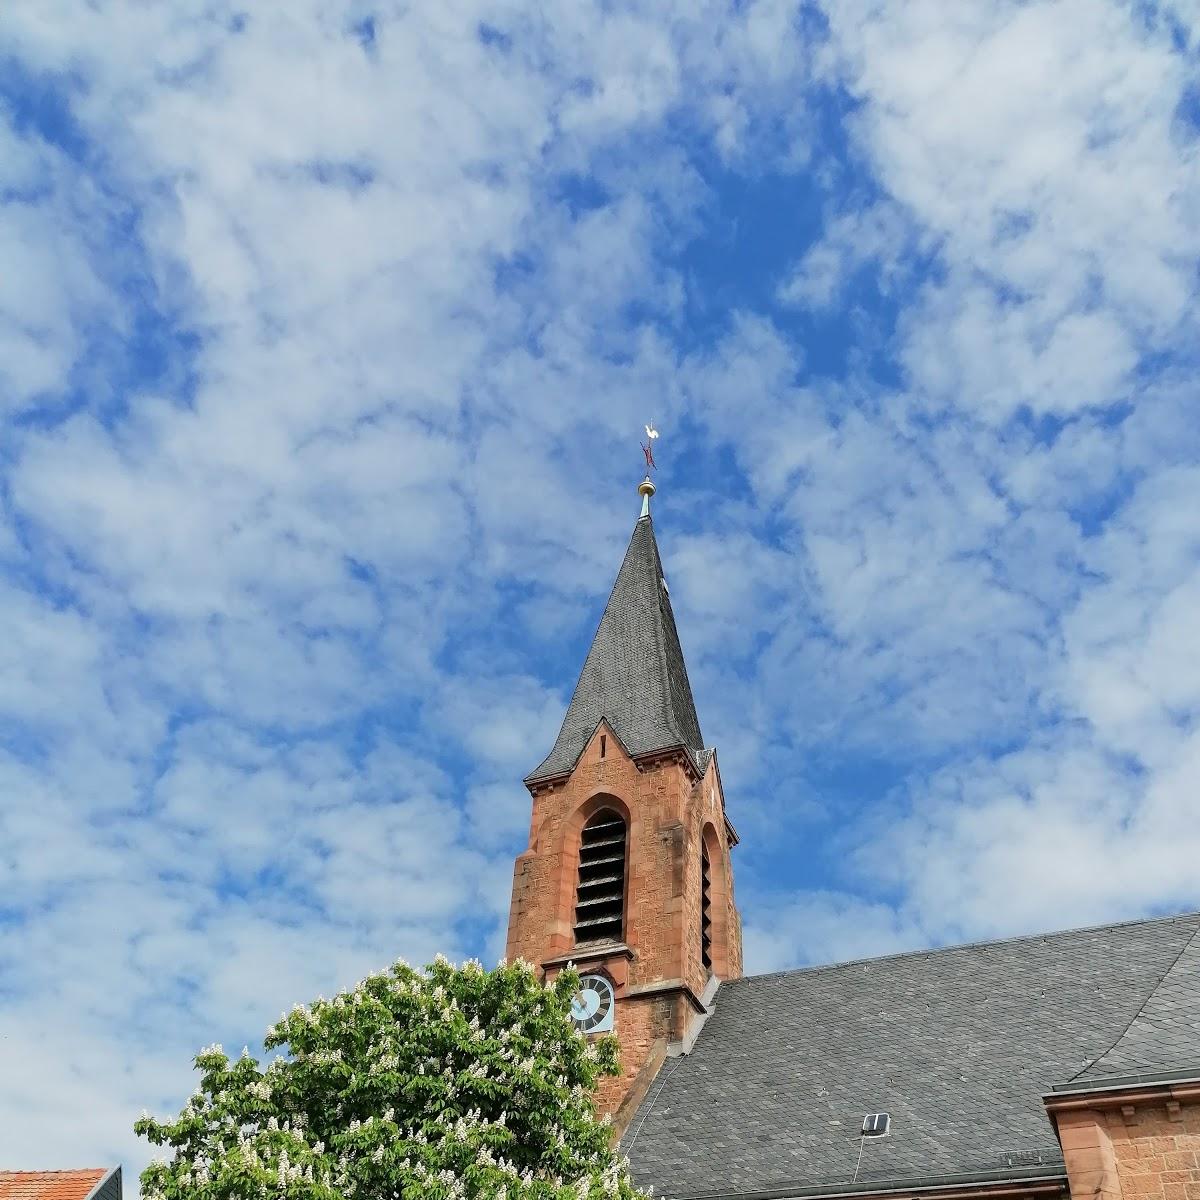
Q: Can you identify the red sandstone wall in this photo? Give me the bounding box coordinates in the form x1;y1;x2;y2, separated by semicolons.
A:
1058;1096;1200;1200
1110;1099;1200;1200
505;723;741;1114
1058;1108;1123;1200
594;993;675;1115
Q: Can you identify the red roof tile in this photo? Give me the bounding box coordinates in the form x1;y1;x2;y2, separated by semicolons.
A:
0;1171;108;1200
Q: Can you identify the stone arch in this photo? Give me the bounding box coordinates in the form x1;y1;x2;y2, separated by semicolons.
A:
555;792;632;950
574;808;628;944
700;821;732;979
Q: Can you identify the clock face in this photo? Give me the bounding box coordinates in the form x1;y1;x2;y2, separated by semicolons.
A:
570;974;615;1033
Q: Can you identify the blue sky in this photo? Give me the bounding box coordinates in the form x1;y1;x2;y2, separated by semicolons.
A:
3;0;1200;1179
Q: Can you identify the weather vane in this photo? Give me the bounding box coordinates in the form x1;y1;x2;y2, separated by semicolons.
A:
641;421;659;471
638;423;659;517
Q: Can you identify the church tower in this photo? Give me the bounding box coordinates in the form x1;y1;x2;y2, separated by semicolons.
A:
506;478;742;1125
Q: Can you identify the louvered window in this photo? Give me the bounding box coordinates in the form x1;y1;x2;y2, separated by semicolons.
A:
701;842;713;974
574;810;626;944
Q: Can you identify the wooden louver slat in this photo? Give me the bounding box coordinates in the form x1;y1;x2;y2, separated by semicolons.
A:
574;810;626;944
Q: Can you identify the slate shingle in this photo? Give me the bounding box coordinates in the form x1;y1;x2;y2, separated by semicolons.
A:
1075;920;1200;1081
526;514;706;784
624;913;1200;1200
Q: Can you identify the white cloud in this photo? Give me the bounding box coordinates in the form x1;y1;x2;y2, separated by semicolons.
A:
743;891;929;974
777;202;915;309
2;0;1200;1183
722;0;1200;970
818;0;1200;417
0;127;113;412
0;0;828;1180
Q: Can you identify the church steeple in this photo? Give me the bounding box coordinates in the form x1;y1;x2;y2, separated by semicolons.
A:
526;495;706;785
506;481;743;1128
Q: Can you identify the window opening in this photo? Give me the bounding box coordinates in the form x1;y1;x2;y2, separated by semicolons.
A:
701;841;713;974
600;734;606;759
574;809;626;944
862;1113;891;1137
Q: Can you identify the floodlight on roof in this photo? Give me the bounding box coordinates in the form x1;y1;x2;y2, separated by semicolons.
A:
862;1113;891;1137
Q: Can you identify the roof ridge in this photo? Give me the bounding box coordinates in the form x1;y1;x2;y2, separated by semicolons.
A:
726;909;1200;987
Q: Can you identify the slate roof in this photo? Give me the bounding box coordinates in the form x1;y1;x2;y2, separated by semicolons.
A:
1074;919;1200;1082
527;514;706;784
624;912;1200;1200
0;1172;112;1200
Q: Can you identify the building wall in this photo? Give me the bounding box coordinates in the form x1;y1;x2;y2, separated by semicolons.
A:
506;722;741;1115
1057;1094;1200;1200
1057;1108;1124;1200
1109;1098;1200;1200
594;991;676;1116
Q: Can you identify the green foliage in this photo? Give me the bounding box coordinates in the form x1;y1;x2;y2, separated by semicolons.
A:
136;957;649;1200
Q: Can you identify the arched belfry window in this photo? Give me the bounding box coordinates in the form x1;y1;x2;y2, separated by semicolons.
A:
574;809;626;944
701;841;713;974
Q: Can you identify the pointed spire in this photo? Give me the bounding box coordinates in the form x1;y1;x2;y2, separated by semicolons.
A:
527;496;706;785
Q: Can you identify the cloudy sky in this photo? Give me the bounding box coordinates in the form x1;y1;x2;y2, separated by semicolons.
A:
3;0;1200;1179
